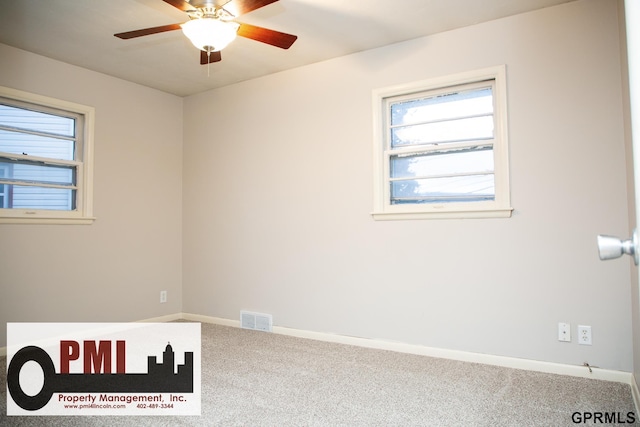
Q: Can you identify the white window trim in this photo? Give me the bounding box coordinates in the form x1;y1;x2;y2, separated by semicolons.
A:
371;65;513;220
0;164;8;208
0;86;95;224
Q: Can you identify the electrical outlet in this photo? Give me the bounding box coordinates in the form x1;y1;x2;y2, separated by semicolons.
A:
160;290;167;304
558;322;571;342
578;325;592;345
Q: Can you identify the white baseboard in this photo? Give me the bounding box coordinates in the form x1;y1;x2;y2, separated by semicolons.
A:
181;312;635;387
136;313;184;323
182;312;240;328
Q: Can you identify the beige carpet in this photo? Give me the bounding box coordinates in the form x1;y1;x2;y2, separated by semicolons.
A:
1;322;637;426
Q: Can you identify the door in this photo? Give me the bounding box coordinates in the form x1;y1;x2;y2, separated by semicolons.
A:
597;0;640;391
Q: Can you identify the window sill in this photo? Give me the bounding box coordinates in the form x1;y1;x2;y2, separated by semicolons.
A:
0;215;96;225
371;207;513;220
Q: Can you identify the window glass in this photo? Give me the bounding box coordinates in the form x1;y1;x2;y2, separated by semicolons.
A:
0;129;75;160
391;87;493;126
0;104;75;137
391;115;494;147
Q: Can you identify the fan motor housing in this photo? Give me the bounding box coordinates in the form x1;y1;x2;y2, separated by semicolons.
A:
187;0;217;8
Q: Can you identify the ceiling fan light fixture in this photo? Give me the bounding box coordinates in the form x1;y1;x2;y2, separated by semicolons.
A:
181;18;240;52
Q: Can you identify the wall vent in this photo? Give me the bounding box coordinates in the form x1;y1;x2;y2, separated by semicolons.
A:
240;310;273;332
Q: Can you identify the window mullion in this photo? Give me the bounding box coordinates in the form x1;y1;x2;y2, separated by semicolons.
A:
0;124;77;142
390;170;494;182
0;152;81;167
389;112;493;130
0;178;78;190
387;140;494;156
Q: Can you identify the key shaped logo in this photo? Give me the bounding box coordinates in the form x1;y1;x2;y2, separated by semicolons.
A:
6;323;201;416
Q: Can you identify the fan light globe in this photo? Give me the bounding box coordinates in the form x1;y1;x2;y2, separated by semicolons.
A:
181;18;240;52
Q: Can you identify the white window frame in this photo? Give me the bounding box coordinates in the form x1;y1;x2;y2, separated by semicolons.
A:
0;86;95;224
0;165;8;208
372;65;512;220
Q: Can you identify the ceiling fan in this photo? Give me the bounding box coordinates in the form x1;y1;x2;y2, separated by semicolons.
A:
114;0;298;65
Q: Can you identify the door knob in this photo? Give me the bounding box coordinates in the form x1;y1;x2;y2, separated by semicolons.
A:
597;229;639;265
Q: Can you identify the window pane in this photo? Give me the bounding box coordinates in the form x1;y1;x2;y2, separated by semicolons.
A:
391;87;493;126
0;129;74;160
7;184;75;210
391;174;495;204
0;104;75;137
391;115;494;147
391;147;494;179
0;161;75;185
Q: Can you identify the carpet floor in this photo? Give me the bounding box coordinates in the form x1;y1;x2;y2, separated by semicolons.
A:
1;322;637;426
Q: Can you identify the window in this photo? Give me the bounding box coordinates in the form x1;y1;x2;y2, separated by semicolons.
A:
0;86;95;224
372;66;512;220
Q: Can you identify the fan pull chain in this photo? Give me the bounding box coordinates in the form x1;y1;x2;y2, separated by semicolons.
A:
207;50;211;77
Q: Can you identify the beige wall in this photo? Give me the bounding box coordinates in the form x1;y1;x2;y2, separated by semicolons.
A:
183;0;634;371
0;43;184;347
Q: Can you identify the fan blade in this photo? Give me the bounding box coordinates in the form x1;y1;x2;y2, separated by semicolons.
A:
200;50;222;64
237;23;297;49
162;0;194;12
114;23;182;40
222;0;278;17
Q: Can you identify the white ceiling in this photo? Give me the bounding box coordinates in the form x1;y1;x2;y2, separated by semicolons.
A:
0;0;577;97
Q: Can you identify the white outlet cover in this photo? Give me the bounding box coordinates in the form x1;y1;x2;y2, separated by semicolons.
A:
558;322;571;342
578;325;592;345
